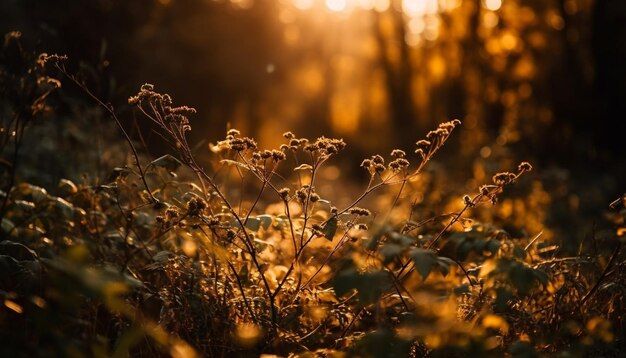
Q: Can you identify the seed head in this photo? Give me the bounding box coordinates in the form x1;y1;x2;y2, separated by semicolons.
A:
415;140;431;150
187;197;207;216
349;207;371;216
227;129;241;137
518;162;533;172
279;188;290;200
271;150;286;161
389;158;410;172
493;172;516;185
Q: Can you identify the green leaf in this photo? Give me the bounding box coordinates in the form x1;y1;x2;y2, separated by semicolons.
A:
0;241;38;261
486;240;501;254
454;284;470;295
58;178;78;196
108;167;134;182
509;264;535;294
239;264;249;285
333;266;389;305
153;251;174;263
509;341;538;358
322;217;338;240
533;268;549;286
494;287;513;312
220;159;252;171
437;257;454;277
293;164;313;171
256;214;273;230
52;197;75;218
411;248;436;280
151;154;182;174
244;218;261;231
513;245;527;259
380;243;404;264
151;154;182;171
15;183;49;203
1;218;15;234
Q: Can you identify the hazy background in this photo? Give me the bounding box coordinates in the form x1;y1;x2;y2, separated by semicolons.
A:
2;0;625;246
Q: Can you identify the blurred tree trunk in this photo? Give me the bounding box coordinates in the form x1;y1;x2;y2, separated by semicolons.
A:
373;7;418;150
591;0;626;158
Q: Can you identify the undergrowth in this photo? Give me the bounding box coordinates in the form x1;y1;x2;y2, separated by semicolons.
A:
1;35;625;357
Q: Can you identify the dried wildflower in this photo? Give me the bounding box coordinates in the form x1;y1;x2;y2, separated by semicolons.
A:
170;106;197;115
296;188;307;202
162;94;173;106
391;149;406;158
310;193;320;203
349;207;371;216
357;224;368;231
426;128;449;141
187;197;207;216
252;152;262;161
480;185;490;196
372;155;384;165
227;129;241;137
415;140;431;150
283;131;295;139
331;206;338;215
141;83;154;91
304;144;318;152
360;159;372;169
415;149;425;158
226;229;236;240
243;138;258;150
271;150;286;161
261;150;273;160
325;144;337;155
208;217;220;226
289;139;300;147
389;158;410;172
280;144;289;151
374;164;386;173
311;224;324;237
38;53;68;67
165;207;180;220
278;188;290;200
463;195;474;207
518;162;533;172
438;119;460;132
230;138;246;151
493;172;516;185
329;138;346;151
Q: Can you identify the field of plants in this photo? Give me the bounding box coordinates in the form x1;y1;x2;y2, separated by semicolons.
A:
1;1;626;357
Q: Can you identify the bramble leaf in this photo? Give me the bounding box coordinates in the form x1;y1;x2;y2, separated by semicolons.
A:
322;217;338;240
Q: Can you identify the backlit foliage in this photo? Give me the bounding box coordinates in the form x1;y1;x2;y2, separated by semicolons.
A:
0;46;624;357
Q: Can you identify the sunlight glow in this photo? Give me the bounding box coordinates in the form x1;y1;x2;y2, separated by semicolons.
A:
373;0;390;12
293;0;314;10
403;0;427;16
483;0;502;11
326;0;347;12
